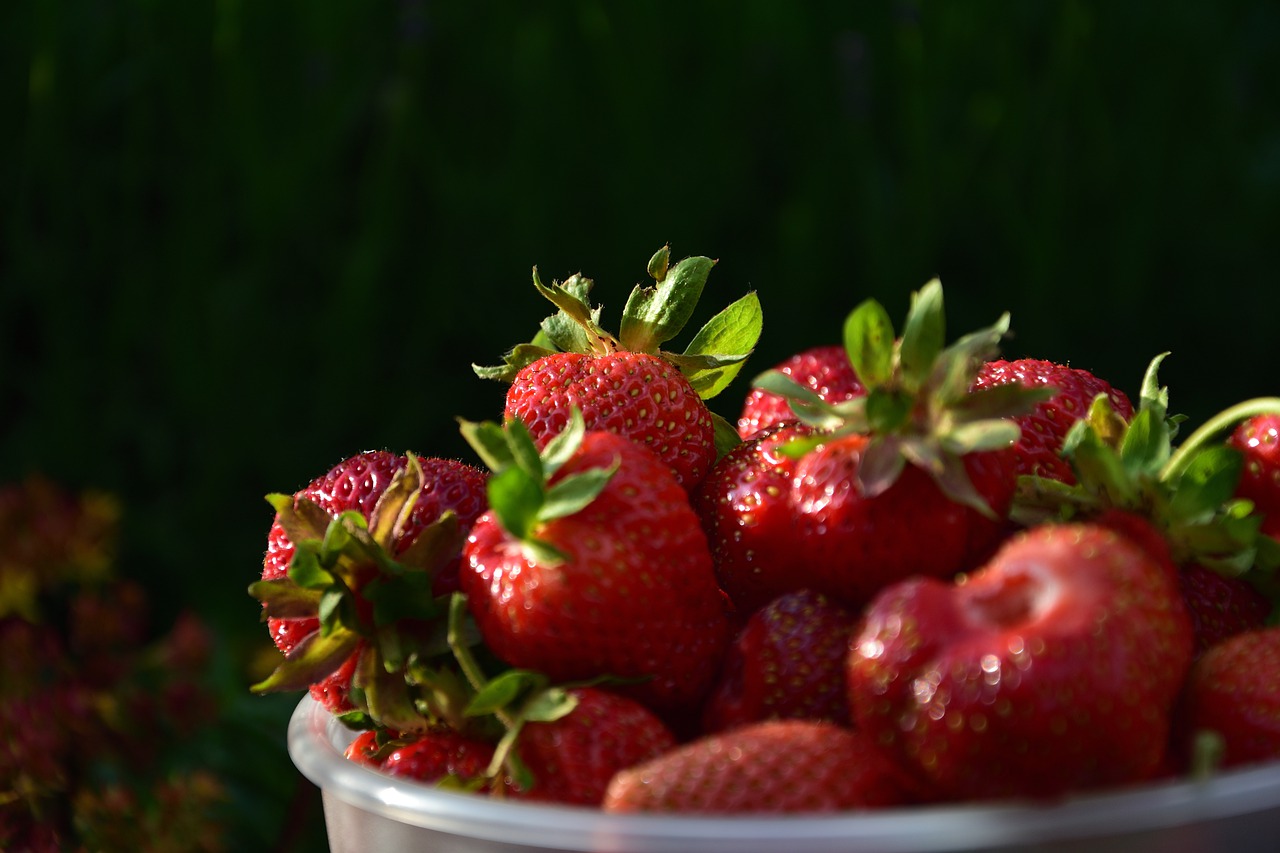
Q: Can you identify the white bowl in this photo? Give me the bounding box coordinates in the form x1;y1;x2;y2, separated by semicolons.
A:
288;695;1280;852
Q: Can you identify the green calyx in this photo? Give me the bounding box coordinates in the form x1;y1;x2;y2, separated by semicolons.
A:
753;278;1052;517
459;407;615;566
472;245;763;403
1012;354;1280;584
248;454;469;734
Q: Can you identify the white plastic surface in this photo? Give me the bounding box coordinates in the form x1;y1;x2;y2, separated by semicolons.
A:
288;695;1280;853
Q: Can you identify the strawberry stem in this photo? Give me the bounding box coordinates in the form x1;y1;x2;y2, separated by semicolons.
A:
1164;397;1280;483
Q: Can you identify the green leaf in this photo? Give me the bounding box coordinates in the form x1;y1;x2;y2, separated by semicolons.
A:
930;314;1009;403
619;253;716;353
646;245;670;281
751;369;827;408
539;464;617;523
472;344;557;384
318;587;354;636
661;352;752;397
394;511;464;576
711;411;743;459
540;407;586;477
356;645;428;734
460;418;518;473
487;467;545;541
519;686;580;723
466;670;549;717
505;418;545;481
864;389;911;434
1118;408;1169;475
951;383;1056;422
1170;446;1244;521
857;436;906;497
250;626;361;694
269;495;334;549
1071;430;1139;508
365;572;440;628
898;279;946;390
932;452;1000;519
843;299;895;389
1138;352;1172;419
288;546;336;590
247;578;322;620
521;537;569;566
679;291;764;399
943;419;1021;454
368;454;423;549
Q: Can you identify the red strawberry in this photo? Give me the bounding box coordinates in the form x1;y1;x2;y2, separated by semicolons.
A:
736;344;865;439
459;413;730;715
1228;413;1280;538
693;421;815;614
973;358;1133;484
602;720;911;814
703;280;1038;611
252;451;487;720
475;246;763;490
512;687;677;805
1178;563;1271;654
847;521;1193;801
701;589;856;733
345;727;496;788
1177;626;1280;769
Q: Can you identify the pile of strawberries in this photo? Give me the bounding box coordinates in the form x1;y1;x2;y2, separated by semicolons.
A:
251;247;1280;813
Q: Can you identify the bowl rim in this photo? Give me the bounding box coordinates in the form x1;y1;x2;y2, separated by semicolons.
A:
287;695;1280;852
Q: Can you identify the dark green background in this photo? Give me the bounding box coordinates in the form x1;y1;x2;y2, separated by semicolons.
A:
4;1;1278;848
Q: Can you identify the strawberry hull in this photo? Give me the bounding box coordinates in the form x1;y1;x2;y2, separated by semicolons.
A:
289;694;1280;853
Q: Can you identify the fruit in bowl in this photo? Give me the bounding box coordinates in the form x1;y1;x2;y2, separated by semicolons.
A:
252;249;1280;850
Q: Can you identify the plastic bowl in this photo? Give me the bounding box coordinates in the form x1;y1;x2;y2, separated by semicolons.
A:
288;695;1280;853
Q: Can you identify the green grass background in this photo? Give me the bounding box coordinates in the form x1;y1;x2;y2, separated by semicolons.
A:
4;1;1279;848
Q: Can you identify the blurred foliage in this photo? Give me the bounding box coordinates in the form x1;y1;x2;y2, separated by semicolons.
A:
3;0;1278;848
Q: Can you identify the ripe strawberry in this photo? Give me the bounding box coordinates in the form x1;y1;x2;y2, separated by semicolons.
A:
702;279;1041;611
847;521;1194;801
1228;413;1280;538
1178;563;1271;654
693;421;815;614
602;720;911;814
701;589;856;733
344;727;497;789
475;246;763;490
736;344;865;439
1177;627;1280;769
458;412;730;715
251;451;487;723
973;358;1133;483
511;687;677;805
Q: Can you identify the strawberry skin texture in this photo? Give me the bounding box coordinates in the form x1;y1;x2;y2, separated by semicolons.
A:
504;351;717;490
261;451;488;711
602;720;910;814
1229;413;1280;538
702;589;857;733
461;431;730;714
377;730;496;785
973;359;1133;483
512;687;677;806
736;344;865;439
789;433;1017;609
1178;563;1271;654
848;522;1193;801
1178;627;1280;768
694;422;815;614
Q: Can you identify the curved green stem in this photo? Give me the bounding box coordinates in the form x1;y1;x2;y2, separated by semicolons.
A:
1164;397;1280;482
446;593;517;731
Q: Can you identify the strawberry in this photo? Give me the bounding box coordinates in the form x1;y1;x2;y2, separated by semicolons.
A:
345;727;497;789
1178;562;1271;654
250;451;487;726
701;279;1043;611
701;588;856;733
692;421;816;614
847;521;1194;801
1177;627;1280;769
602;720;911;814
736;344;865;439
973;358;1134;484
474;246;763;490
1010;356;1280;652
511;687;676;805
458;411;730;716
1228;413;1280;538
